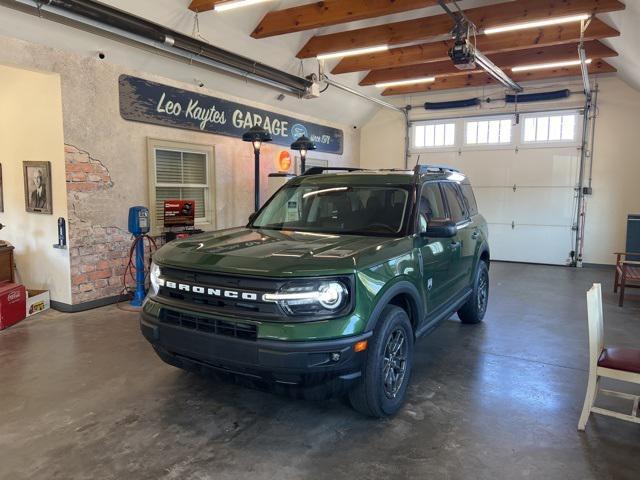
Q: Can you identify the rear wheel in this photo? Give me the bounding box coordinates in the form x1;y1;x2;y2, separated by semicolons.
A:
458;260;489;324
348;305;413;418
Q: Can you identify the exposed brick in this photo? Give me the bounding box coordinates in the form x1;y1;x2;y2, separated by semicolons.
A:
89;269;111;281
80;263;96;273
68;182;98;192
72;274;88;286
79;283;93;292
96;260;110;271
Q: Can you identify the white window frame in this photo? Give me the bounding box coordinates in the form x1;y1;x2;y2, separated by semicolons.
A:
463;115;514;148
147;138;216;235
520;110;582;147
411;120;458;152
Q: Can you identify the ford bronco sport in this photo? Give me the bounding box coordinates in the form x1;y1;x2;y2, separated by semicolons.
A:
141;165;490;417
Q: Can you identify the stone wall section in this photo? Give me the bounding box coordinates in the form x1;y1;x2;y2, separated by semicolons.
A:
66;145;132;304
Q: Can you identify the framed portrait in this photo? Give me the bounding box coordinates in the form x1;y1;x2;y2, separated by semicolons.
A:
23;161;52;214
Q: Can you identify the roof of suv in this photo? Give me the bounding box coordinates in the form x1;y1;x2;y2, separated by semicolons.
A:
290;166;467;187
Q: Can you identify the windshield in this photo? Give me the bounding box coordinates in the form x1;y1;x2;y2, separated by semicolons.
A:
251;184;411;236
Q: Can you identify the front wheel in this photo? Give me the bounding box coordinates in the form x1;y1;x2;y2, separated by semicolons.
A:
457;260;489;324
348;305;414;418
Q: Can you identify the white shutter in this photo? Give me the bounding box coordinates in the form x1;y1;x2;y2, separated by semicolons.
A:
156;149;182;184
182;152;207;185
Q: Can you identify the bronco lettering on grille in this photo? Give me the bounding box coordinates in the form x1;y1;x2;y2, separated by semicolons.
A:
158;278;259;301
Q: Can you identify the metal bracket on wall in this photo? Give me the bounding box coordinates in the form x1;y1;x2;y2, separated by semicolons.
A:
511;221;515;230
512;184;517;192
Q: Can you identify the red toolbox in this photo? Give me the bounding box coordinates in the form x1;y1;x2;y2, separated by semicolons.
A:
0;283;27;330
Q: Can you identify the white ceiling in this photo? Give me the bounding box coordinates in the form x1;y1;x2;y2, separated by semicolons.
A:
0;0;636;127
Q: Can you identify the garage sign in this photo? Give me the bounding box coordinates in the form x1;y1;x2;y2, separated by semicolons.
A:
119;75;344;154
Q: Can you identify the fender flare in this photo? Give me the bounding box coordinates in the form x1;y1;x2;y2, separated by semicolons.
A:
364;280;425;333
475;241;491;271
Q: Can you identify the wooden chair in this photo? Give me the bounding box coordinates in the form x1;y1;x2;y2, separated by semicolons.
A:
614;252;640;307
578;283;640;431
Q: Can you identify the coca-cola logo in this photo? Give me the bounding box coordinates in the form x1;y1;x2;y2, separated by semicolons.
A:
8;291;21;302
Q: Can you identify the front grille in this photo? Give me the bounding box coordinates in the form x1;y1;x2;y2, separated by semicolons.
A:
159;309;258;341
157;267;285;320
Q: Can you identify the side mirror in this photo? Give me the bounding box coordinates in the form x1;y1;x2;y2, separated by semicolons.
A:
422;221;457;238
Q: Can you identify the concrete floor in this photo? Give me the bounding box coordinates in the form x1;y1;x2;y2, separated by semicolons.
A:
1;262;639;480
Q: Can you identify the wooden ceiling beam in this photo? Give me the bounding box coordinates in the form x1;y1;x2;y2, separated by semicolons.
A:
251;0;442;39
381;59;616;95
297;0;625;59
361;40;617;86
189;0;230;13
333;18;618;74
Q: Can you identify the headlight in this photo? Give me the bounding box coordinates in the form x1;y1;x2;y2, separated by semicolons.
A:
263;279;350;317
149;262;161;296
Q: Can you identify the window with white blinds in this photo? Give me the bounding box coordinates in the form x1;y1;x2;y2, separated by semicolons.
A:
151;144;212;228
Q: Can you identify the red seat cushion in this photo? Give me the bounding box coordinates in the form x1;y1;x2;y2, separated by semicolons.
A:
598;347;640;374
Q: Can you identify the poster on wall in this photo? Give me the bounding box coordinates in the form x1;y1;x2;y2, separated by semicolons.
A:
119;75;344;155
163;200;195;228
23;161;52;215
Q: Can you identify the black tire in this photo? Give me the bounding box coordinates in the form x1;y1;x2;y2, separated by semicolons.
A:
348;305;413;418
457;260;489;324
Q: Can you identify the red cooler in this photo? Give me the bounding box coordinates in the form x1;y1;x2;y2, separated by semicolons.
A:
0;283;27;330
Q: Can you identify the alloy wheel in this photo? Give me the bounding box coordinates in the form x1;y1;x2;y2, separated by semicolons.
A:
382;328;408;399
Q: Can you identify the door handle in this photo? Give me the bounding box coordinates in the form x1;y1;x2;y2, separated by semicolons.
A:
450;241;461;250
471;231;480;240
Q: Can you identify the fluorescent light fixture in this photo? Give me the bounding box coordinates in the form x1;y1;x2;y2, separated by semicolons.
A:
303;187;348;199
317;45;388;61
375;77;436;88
484;14;590;35
214;0;274;12
512;58;591;72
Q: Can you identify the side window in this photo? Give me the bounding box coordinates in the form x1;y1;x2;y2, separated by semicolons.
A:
418;183;447;233
459;183;478;216
442;183;468;223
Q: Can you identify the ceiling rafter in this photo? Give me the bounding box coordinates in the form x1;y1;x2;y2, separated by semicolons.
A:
361;40;617;86
332;18;618;74
251;0;442;39
380;59;616;95
188;0;230;13
297;0;625;59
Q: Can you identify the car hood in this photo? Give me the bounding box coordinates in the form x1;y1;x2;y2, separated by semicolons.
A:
154;227;401;277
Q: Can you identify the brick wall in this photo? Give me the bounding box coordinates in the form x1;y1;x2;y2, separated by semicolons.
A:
66;145;133;304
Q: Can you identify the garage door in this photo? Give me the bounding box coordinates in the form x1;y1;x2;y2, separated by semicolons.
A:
410;111;584;265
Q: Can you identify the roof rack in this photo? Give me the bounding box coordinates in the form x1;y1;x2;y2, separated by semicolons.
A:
301;166;364;176
413;164;461;175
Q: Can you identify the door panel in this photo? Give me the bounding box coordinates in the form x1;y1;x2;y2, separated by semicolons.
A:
417;182;455;313
441;182;469;293
419;239;454;313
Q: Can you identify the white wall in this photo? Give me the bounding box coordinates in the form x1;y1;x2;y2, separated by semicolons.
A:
360;76;640;265
584;76;640;264
359;109;407;170
0;64;72;303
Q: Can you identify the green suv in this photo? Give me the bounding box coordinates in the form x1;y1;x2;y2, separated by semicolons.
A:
141;165;490;417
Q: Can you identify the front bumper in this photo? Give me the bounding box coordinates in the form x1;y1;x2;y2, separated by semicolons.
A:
140;310;371;388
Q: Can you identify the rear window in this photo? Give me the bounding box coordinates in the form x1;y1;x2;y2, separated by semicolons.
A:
460;183;478;216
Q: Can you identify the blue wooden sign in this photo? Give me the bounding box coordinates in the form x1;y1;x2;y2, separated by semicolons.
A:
119;75;344;154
